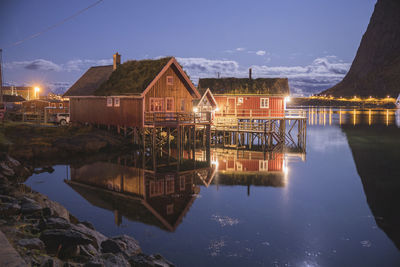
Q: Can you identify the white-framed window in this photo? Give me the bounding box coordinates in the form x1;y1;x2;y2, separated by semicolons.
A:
114;97;120;107
107;97;113;107
150;98;163;112
260;98;269;108
59;103;63;108
167;75;174;85
238;97;243;104
166;97;174;112
259;160;269;171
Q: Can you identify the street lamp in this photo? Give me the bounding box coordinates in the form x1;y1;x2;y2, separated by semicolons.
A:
34;87;40;99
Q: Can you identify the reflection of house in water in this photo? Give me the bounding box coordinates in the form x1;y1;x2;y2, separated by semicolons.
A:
65;156;215;232
342;125;400;250
208;149;304;195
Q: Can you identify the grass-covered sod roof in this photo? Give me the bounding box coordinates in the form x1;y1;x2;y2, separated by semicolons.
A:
198;77;290;95
95;57;173;96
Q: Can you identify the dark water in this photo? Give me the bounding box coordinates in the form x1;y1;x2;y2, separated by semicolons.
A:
26;108;400;266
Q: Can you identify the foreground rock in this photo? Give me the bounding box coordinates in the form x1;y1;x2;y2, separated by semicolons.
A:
0;153;174;266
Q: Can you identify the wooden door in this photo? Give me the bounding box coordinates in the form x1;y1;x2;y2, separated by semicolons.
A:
227;97;236;115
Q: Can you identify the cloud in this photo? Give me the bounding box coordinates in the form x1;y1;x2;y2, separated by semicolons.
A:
5;55;350;97
177;57;239;79
64;59;113;72
177;55;350;96
5;59;62;71
236;47;245;51
5;58;113;72
255;50;266;56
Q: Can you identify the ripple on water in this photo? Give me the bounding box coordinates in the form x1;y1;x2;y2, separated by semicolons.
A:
211;214;239;227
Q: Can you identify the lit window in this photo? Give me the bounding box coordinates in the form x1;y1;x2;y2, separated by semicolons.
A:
167;76;173;85
166;97;174;112
150;98;163;112
114;97;120;107
260;98;269;108
259;160;268;171
238;97;243;104
107;97;113;107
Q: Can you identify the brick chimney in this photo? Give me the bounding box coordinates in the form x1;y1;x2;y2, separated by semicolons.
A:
113;52;121;70
249;68;252;79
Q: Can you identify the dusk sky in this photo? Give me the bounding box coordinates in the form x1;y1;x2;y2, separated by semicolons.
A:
0;0;376;95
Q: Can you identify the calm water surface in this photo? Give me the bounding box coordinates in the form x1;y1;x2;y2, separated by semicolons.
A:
26;108;400;266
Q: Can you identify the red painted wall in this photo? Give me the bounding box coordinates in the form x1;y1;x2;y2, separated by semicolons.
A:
214;95;285;118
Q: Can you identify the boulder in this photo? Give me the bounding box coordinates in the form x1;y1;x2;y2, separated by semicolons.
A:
20;197;42;215
101;235;141;257
39;197;70;221
71;223;107;250
0;202;21;217
39;256;64;267
39;217;71;231
40;229;93;255
18;238;45;250
6;155;20;167
101;253;130;267
0;194;16;203
0;162;15;177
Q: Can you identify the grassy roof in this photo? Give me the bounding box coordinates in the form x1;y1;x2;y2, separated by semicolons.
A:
94;57;173;96
198;77;290;95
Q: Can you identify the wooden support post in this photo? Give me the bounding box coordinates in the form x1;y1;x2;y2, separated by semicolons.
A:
206;125;211;165
152;128;156;170
177;126;181;164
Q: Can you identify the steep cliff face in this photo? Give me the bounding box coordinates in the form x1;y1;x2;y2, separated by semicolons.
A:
322;0;400;98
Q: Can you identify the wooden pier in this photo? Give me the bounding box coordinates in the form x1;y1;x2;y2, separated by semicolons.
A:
211;109;307;152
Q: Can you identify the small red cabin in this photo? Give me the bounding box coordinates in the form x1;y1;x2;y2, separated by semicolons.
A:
198;77;290;119
63;54;201;129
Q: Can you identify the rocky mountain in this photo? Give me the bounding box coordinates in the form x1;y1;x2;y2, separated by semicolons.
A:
322;0;400;98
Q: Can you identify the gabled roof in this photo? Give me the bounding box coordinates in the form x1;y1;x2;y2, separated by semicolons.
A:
63;65;113;97
194;88;218;108
198;77;290;95
64;57;200;98
96;57;200;98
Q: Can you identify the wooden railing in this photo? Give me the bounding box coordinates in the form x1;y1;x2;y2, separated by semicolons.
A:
215;108;307;119
145;112;212;125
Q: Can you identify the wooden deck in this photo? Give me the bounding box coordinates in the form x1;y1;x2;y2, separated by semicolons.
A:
144;112;211;127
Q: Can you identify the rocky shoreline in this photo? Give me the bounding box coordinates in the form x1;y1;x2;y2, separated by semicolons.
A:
0;153;174;267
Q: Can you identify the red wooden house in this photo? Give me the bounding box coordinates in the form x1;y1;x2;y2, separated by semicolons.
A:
198;75;290;119
63;54;201;130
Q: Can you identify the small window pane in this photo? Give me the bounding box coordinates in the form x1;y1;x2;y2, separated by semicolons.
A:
107;97;113;107
114;97;120;107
